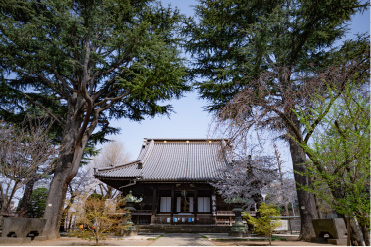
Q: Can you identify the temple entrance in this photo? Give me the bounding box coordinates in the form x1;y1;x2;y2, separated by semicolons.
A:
173;190;194;224
176;190;194;213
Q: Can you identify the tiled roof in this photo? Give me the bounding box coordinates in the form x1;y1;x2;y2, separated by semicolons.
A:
95;138;230;182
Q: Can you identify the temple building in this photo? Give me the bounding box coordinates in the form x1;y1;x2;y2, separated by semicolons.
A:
94;138;241;226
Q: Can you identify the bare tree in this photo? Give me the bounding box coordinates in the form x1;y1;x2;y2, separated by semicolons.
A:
95;141;131;167
61;167;97;232
212;151;277;210
92;141;131;199
0;119;59;216
211;47;369;239
263;144;297;216
61;141;130;231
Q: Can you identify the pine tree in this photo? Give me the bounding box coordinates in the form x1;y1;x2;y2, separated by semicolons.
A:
0;0;189;238
184;0;368;240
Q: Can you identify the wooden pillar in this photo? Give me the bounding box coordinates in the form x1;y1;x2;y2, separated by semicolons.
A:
170;186;175;225
194;188;198;224
151;187;156;225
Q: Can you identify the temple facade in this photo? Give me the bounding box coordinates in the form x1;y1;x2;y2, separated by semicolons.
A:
94;138;244;225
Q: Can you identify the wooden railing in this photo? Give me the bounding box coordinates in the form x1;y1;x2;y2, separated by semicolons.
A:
216;211;234;216
132;210;152;215
133;210;255;225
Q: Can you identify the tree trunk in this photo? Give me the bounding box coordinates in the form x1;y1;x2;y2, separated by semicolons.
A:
352;216;366;246
288;138;317;241
42;107;88;239
60;192;77;232
42;167;73;239
361;218;369;246
313;194;323;219
18;176;38;218
340;215;363;246
284;204;289;216
68;213;74;231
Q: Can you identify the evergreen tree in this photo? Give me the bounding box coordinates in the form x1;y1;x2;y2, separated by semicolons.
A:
184;0;368;240
28;188;49;218
0;0;188;238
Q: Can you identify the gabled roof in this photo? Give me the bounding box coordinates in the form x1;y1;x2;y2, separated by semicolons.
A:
94;138;230;182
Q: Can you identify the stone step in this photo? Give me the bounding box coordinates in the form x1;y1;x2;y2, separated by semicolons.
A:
137;225;231;233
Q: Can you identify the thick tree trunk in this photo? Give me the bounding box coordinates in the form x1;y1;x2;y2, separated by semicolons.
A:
42;145;87;238
42;106;88;239
18;177;38;217
288;138;317;241
42;166;73;239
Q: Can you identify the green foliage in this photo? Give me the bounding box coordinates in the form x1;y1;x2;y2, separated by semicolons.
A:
184;0;368;111
185;2;369;240
28;187;48;218
0;0;189;148
296;84;370;240
0;2;189;232
244;203;281;244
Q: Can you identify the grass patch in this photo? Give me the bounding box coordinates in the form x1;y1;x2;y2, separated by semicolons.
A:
200;235;209;239
271;236;286;241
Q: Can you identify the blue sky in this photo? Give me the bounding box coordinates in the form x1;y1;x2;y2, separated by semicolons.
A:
105;1;370;164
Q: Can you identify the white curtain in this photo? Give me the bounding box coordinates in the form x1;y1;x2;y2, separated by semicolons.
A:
160;197;171;212
197;197;210;212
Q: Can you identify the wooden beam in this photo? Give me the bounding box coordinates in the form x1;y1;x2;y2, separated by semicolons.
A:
194;188;198;224
170;186;175;225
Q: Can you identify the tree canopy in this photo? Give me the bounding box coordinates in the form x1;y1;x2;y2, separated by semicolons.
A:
185;0;368;110
0;0;189;238
184;0;369;240
297;84;370;245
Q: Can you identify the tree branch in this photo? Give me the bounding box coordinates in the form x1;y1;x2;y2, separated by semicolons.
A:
20;92;64;125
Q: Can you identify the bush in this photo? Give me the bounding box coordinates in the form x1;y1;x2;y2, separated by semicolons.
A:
71;196;129;245
244;203;281;245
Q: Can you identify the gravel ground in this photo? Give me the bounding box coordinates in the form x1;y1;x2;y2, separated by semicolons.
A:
211;240;332;246
150;233;215;246
0;233;333;246
0;234;160;246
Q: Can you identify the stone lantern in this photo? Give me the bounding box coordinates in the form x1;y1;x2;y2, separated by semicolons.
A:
120;190;142;236
225;197;249;237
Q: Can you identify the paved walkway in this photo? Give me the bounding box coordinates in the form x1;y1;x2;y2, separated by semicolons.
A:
150;233;215;246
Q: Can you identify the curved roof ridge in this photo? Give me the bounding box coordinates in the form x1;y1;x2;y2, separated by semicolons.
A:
96;159;141;172
140;139;155;164
145;138;229;141
95;137;231;181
